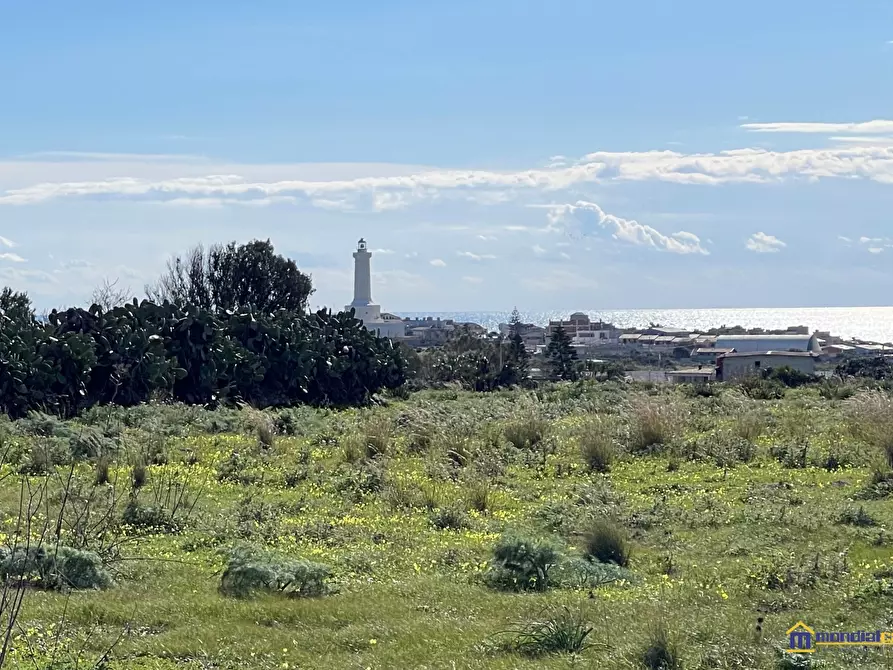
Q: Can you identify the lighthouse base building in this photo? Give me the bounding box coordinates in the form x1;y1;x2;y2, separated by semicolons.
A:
345;239;406;339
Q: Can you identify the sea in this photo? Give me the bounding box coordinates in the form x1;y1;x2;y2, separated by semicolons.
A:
394;307;893;345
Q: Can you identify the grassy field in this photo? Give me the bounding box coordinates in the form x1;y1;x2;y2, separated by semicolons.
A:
2;381;893;669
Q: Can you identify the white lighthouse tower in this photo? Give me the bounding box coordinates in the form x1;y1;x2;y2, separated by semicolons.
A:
345;238;405;338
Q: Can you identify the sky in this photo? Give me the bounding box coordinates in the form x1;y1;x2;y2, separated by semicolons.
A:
2;0;893;312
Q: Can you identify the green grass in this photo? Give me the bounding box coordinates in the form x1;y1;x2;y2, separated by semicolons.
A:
0;383;892;668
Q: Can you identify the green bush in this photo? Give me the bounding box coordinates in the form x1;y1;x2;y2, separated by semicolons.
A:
497;606;592;657
429;505;469;531
0;293;409;419
629;398;681;452
642;623;682;670
583;520;631;567
487;533;560;591
0;546;112;591
504;416;550;451
839;505;877;527
122;499;182;533
219;546;331;598
579;420;616;472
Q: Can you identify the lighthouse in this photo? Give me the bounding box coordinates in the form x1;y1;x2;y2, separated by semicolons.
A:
345;238;405;339
350;238;373;307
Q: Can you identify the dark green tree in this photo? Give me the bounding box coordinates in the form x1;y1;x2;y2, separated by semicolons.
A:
0;287;35;326
545;324;578;381
147;239;314;314
506;307;529;384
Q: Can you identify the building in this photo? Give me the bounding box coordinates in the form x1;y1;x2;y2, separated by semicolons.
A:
716;351;818;381
547;313;620;344
822;343;856;358
344;239;406;339
620;332;696;349
666;367;716;384
498;322;547;348
641;326;692;337
851;343;893;355
714;333;821;354
692;347;735;363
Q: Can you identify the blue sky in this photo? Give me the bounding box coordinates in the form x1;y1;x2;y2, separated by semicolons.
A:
2;0;893;311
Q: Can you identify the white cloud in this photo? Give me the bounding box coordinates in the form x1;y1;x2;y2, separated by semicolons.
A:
17;151;208;163
742;120;893;134
0;236;16;248
545;201;708;254
372;191;409;211
838;236;851;243
856;236;893;252
477;234;497;241
462;276;483;284
10;134;893;214
429;259;447;267
829;135;893;145
745;232;787;253
405;251;418;258
0;253;26;263
531;245;547;255
457;251;496;261
371;248;394;254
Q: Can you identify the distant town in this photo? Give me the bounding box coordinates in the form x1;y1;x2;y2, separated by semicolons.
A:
348;239;893;384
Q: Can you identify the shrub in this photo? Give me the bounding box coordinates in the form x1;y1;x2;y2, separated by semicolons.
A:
466;480;491;513
430;505;469;531
362;414;392;458
18;438;70;475
579;418;616;473
0;546;112;591
340;434;367;464
122;499;181;533
731;410;766;442
740;377;786;400
69;426;117;459
642;623;682;670
839;505;877;527
219;546;331;598
94;457;110;486
629;397;681;452
775;648;813;669
498;606;592;657
242;407;276;449
583;520;631;567
335;461;386;500
487;533;560;591
846;391;893;465
131;461;148;490
769;443;809;469
766;366;816;388
504;416;550;451
551;556;633;589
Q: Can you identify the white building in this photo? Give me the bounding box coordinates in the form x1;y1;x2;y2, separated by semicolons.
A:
713;333;821;354
345;239;406;339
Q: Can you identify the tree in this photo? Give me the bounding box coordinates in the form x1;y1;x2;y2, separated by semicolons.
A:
545;324;578;381
91;277;132;311
0;287;34;326
506;307;530;383
146;239;314;314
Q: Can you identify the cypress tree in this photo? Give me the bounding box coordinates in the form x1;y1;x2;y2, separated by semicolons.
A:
545;324;578;381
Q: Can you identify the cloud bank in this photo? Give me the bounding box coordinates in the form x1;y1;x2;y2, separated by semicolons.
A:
6;141;893;211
